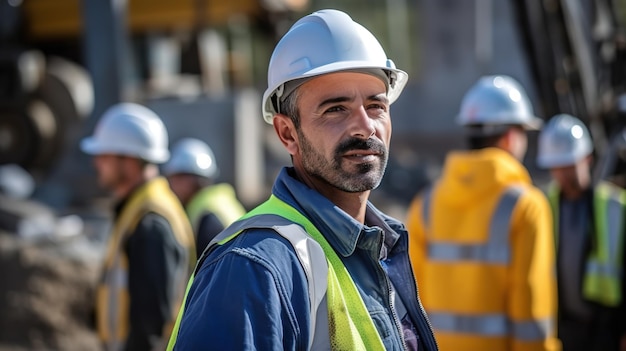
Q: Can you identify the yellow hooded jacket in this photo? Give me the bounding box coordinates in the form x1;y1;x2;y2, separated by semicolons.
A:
406;148;559;351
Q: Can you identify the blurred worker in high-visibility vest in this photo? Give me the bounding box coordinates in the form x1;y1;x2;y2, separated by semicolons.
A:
81;102;196;351
537;114;626;351
163;138;246;256
406;75;560;351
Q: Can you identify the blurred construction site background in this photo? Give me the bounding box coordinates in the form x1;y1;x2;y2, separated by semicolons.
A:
1;0;626;349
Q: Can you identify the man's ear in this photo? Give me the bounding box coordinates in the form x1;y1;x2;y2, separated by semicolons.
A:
273;114;299;156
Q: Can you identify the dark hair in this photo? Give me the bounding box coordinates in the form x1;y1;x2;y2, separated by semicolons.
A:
467;134;505;150
279;87;301;129
464;125;525;150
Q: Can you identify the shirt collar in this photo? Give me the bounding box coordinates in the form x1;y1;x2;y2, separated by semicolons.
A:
272;167;401;257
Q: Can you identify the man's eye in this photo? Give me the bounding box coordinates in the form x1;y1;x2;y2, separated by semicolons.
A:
368;103;387;111
325;106;344;113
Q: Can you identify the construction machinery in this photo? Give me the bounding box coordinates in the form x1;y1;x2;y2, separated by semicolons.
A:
512;0;626;181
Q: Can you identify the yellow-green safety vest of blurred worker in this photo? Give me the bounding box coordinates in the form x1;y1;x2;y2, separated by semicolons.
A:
185;183;246;233
548;180;626;306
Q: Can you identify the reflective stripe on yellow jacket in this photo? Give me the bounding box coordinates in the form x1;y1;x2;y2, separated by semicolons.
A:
548;180;626;306
96;177;196;350
406;148;559;351
185;183;246;233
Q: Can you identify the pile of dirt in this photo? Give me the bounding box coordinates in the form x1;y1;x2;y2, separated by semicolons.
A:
0;232;103;351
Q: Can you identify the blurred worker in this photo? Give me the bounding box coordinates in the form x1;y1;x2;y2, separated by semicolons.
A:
168;9;438;350
80;102;196;351
163;137;246;256
406;75;559;351
537;114;626;351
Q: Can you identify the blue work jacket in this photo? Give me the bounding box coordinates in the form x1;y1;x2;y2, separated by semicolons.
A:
174;167;437;350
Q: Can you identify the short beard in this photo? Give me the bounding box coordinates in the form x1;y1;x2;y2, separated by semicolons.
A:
298;130;388;193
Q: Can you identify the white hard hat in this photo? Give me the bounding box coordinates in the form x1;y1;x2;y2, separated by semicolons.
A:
458;75;543;133
80;102;170;163
163;138;218;179
537;114;593;168
261;9;408;124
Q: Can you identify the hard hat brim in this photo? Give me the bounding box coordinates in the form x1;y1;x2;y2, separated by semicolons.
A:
536;153;590;169
80;137;170;163
522;116;544;131
461;115;543;136
80;137;101;155
262;64;408;124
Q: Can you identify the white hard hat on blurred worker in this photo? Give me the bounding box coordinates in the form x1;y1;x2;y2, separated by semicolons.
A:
458;75;543;134
537;114;593;169
163;138;218;179
80;102;170;163
261;9;408;124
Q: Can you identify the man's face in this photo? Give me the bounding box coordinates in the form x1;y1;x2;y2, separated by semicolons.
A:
284;72;391;193
166;173;198;205
549;156;592;196
93;154;128;192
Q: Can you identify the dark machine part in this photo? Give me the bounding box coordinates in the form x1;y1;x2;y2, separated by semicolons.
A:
0;51;93;179
511;0;626;180
511;0;623;138
0;0;307;181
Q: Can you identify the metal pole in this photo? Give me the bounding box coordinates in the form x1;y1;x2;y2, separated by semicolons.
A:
80;0;129;125
475;0;493;71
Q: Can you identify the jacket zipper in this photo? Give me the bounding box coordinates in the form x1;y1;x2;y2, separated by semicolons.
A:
408;259;439;350
377;232;408;351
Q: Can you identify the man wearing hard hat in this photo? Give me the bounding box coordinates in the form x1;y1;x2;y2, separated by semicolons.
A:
537;114;626;351
163;138;246;257
406;75;559;350
167;9;438;351
80;102;196;351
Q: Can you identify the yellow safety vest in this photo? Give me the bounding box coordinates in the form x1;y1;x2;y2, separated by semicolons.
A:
96;177;196;351
167;195;386;350
548;180;626;306
185;183;246;233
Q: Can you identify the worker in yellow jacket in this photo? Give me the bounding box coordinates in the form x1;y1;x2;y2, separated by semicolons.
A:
406;75;560;351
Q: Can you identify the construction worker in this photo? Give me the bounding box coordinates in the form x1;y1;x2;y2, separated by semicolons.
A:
80;102;196;351
406;75;559;351
163;137;246;256
537;114;626;351
168;9;438;350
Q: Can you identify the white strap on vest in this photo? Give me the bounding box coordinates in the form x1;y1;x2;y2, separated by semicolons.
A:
273;224;329;350
206;216;330;350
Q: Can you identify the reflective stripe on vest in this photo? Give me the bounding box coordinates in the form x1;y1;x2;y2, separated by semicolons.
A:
99;253;128;351
168;195;386;350
422;185;524;264
420;185;553;341
583;181;626;306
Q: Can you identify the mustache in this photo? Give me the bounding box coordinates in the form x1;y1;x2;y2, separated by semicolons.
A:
336;138;386;155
